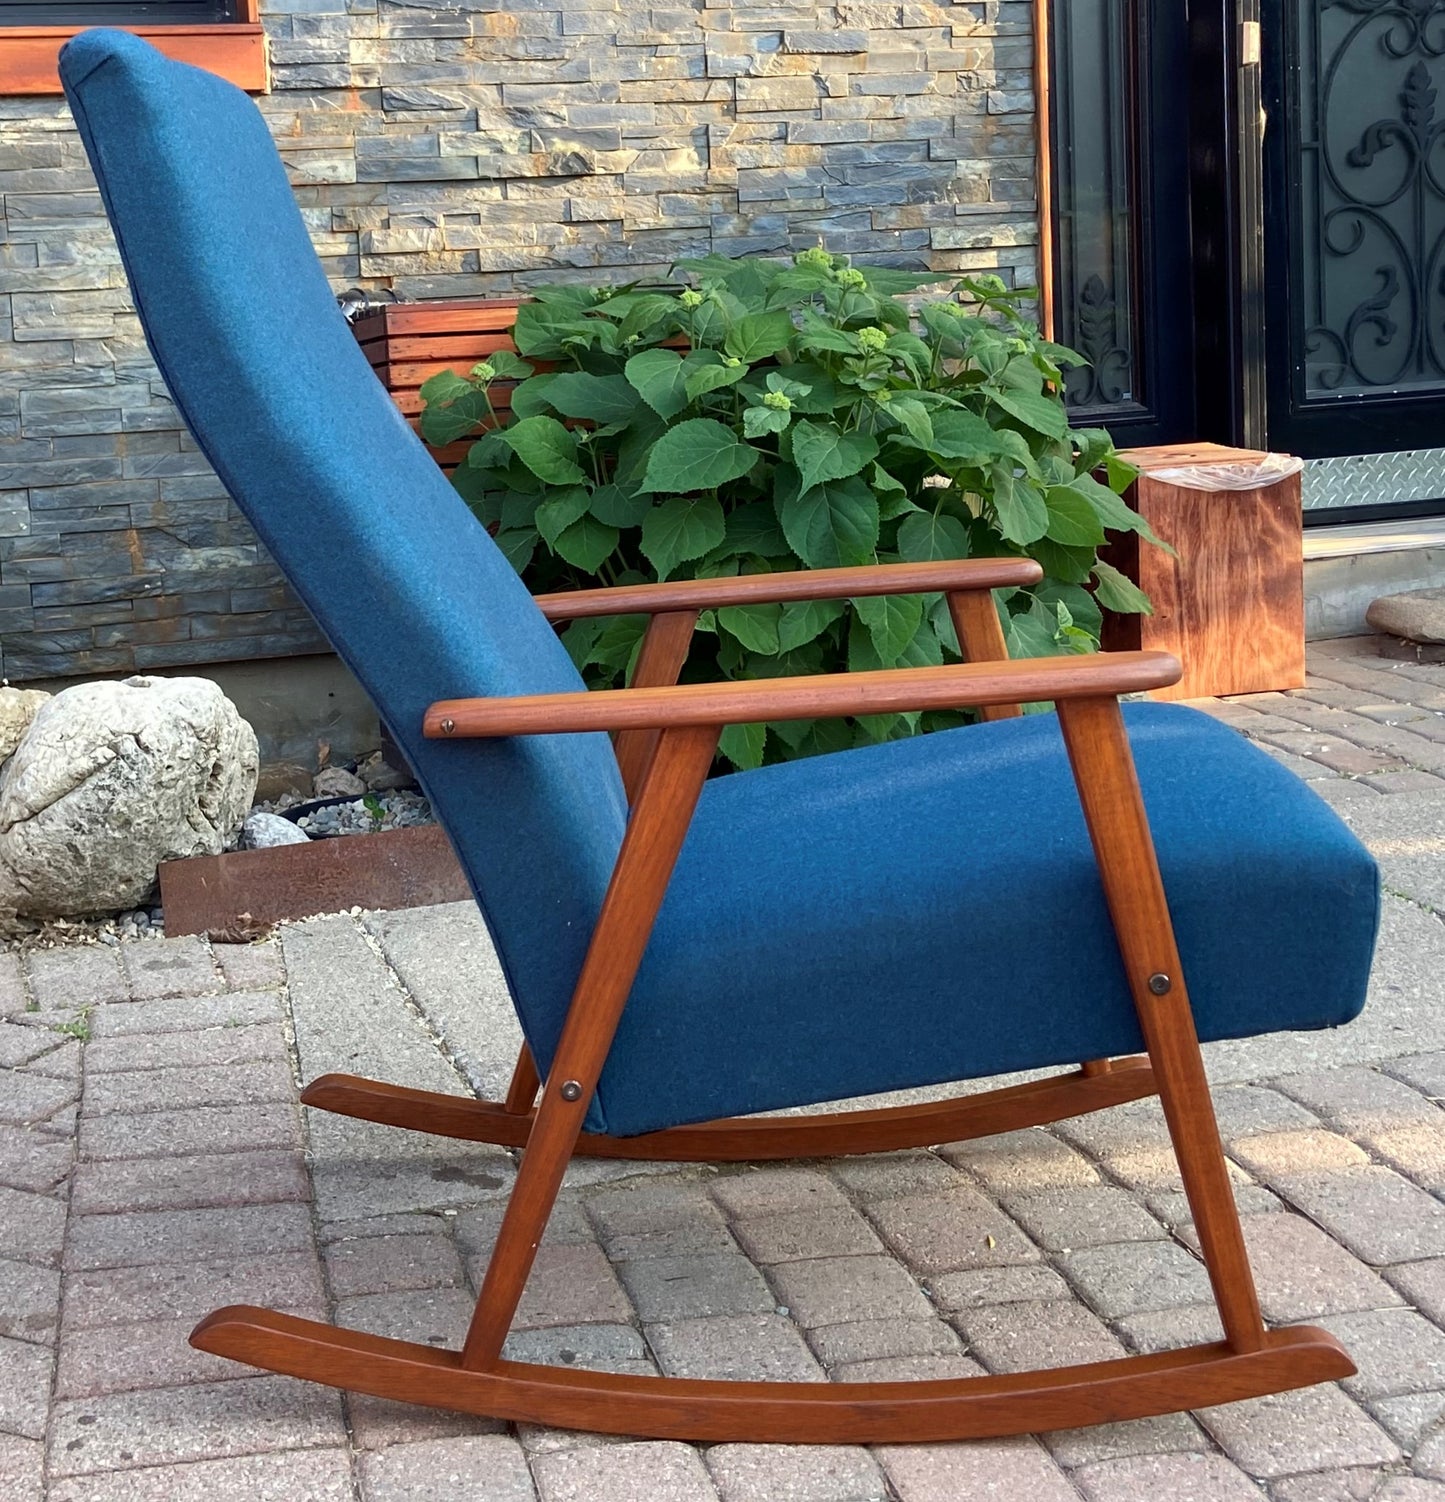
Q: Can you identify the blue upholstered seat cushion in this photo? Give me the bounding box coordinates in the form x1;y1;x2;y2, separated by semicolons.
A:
586;703;1379;1137
59;33;1378;1144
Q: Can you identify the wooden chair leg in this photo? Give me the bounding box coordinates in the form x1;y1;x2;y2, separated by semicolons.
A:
948;588;1019;722
503;1046;540;1116
612;609;699;800
461;721;720;1370
1058;695;1266;1352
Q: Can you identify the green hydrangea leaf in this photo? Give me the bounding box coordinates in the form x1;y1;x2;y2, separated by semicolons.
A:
986;386;1070;440
724;310;795;363
624;349;690;420
1028;536;1097;584
418;384;491;446
798;309;860;355
1034;579;1103;643
726;501;792;557
553;514;619;572
791;421;879;493
920;408;1005;463
684;356;749;402
896;509;971;561
487;349;534;380
777;597;846;653
1044;484;1107;547
1066;472;1174;552
533;486;590;546
778;476;879;568
855;591;923;665
541;372;639;424
885;396;934;446
992;470;1050;545
718;602;783;655
508;374;560;421
744;404;791;438
464;431;511;472
1004;603;1063;659
1092;559;1155;615
638;419;760;494
419;369;471;405
640;495;727;578
588;483;653;529
718;720;768;771
492;528;537;573
499;415;587;485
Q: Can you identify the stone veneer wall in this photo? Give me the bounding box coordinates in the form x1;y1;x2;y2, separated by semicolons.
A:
0;0;1038;682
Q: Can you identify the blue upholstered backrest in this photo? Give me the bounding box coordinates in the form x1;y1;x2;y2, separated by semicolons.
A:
60;31;629;1066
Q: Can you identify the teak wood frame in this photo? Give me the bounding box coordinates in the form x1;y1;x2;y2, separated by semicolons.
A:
192;556;1354;1441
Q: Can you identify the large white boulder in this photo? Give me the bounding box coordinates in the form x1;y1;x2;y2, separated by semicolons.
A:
0;686;50;764
0;675;258;917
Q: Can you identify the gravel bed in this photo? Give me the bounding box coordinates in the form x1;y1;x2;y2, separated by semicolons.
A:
290;788;433;837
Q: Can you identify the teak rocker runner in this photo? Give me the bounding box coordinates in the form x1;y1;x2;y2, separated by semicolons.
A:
61;30;1382;1444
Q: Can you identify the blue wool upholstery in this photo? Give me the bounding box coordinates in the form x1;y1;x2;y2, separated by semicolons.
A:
61;33;1379;1141
604;702;1379;1135
59;30;630;1079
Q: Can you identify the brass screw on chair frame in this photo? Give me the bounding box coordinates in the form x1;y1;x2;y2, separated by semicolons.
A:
1148;973;1172;995
441;718;455;736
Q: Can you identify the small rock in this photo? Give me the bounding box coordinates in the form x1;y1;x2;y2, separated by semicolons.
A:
1367;587;1445;644
254;760;315;803
313;767;365;799
240;810;311;849
0;686;50;764
207;911;275;944
359;751;415;792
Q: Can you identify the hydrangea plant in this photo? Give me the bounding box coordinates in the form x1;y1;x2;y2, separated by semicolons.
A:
419;249;1167;769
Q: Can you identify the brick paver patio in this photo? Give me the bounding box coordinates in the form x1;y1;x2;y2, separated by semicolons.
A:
4;636;1445;1501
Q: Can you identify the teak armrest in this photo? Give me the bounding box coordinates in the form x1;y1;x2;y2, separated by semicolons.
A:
425;649;1181;738
533;558;1044;621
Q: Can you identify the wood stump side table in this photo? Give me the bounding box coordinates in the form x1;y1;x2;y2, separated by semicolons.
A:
1101;442;1306;701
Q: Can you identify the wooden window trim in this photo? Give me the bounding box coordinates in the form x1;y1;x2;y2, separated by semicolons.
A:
0;0;266;95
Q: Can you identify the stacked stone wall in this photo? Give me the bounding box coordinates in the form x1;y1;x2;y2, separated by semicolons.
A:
0;0;1037;681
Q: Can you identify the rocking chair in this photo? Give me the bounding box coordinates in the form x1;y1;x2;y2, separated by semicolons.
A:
60;30;1380;1443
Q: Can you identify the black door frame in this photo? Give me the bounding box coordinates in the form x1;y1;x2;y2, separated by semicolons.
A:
1189;0;1268;448
1041;0;1266;451
1045;0;1202;447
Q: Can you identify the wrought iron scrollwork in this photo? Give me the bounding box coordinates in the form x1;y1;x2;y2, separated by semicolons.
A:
1300;0;1445;396
1064;274;1134;406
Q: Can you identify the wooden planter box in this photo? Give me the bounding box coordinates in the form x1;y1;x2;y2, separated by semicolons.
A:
353;297;527;470
352;303;1306;703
